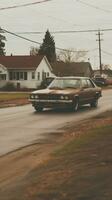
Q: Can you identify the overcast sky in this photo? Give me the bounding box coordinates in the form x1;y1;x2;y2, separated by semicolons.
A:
0;0;112;68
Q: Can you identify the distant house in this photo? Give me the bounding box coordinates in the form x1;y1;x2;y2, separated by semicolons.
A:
51;61;93;77
0;55;55;89
94;69;112;78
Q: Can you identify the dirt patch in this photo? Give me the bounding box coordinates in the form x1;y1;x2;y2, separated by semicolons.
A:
0;98;29;108
0;111;112;200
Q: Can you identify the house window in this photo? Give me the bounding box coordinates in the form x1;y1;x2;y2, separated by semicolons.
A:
44;72;47;79
42;71;44;80
9;71;27;80
13;72;16;80
32;72;35;79
20;72;23;79
47;72;49;77
37;72;40;80
24;72;27;80
16;72;19;80
9;72;12;80
42;71;46;80
0;74;6;80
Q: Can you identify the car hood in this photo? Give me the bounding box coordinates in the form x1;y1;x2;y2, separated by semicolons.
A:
32;88;80;95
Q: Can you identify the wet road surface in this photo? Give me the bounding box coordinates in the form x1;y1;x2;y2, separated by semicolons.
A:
0;89;112;156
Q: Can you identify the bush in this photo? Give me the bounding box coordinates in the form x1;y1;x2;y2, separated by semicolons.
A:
0;82;16;91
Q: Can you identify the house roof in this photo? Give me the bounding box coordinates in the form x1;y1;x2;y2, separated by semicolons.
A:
0;55;44;70
51;61;93;76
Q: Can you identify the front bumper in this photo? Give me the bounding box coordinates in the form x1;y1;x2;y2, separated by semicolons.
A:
29;99;73;108
29;99;72;103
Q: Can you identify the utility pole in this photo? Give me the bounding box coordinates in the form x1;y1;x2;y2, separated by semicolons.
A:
96;30;103;75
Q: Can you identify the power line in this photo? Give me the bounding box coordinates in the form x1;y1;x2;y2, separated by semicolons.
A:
76;0;112;13
1;28;88;53
14;28;112;35
0;1;84;28
102;50;112;57
89;48;98;52
1;27;111;56
2;28;42;45
0;0;52;11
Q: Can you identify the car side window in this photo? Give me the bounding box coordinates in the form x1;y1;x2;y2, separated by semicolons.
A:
81;79;88;88
87;79;94;88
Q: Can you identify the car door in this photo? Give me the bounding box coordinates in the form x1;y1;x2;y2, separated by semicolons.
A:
86;79;96;102
79;79;92;104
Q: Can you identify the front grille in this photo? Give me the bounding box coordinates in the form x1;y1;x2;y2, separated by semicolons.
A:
38;94;59;100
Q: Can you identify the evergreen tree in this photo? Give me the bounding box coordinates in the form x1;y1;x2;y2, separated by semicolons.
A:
0;28;6;55
38;30;56;62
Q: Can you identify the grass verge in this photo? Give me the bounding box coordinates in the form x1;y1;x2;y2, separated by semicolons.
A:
0;92;30;108
0;92;29;100
29;125;112;200
1;111;112;200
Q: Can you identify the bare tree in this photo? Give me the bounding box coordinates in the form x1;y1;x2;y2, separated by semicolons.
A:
30;46;39;56
102;64;112;70
57;48;87;63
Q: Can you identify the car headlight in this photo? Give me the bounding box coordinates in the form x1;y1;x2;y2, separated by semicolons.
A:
30;95;34;99
35;95;39;99
60;95;69;100
60;95;64;100
65;96;69;100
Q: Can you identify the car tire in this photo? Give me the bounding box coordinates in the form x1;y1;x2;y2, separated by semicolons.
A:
90;99;98;108
72;98;79;112
34;106;43;112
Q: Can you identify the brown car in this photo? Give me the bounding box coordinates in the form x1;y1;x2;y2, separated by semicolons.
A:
29;77;102;112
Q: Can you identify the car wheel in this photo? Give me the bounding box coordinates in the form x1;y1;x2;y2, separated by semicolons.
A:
72;98;79;112
34;106;43;112
90;99;98;108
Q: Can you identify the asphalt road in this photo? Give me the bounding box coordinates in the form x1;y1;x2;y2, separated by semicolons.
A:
0;89;112;156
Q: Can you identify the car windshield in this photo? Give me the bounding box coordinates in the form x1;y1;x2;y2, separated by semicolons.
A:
48;78;81;89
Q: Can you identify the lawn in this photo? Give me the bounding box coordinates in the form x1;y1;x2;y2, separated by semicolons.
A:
0;92;29;100
27;124;112;200
2;111;111;200
0;92;30;107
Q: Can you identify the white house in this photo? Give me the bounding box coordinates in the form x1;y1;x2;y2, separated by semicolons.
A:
0;55;93;90
0;55;55;89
